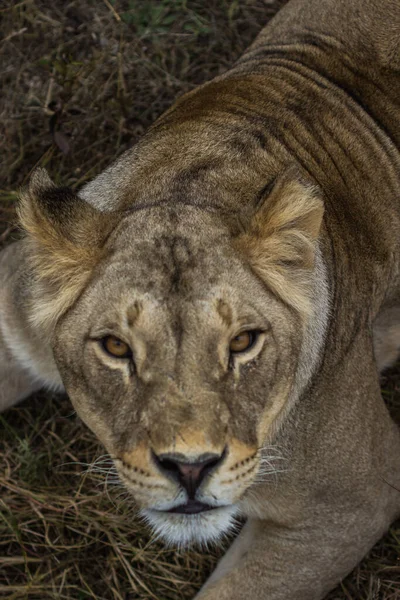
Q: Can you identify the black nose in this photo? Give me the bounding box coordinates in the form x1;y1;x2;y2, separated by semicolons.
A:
153;451;225;499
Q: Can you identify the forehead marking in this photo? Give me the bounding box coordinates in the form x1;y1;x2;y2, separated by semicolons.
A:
216;298;233;327
168;236;192;294
127;300;142;328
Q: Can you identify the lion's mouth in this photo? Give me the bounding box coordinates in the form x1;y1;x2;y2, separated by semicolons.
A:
166;500;215;514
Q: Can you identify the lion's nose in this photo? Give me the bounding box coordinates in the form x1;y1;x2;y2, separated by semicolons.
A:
153;451;225;498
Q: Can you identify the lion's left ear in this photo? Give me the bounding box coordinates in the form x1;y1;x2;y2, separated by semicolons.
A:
18;168;119;331
234;166;324;318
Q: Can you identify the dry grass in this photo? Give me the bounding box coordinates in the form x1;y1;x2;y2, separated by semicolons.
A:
1;1;399;598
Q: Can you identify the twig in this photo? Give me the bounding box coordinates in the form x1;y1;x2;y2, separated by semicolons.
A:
0;27;27;44
0;226;13;243
102;0;121;22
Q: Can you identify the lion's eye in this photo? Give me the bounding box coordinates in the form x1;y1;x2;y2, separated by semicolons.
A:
102;336;132;359
229;330;259;354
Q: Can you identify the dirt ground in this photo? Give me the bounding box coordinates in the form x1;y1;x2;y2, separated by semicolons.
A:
1;1;400;599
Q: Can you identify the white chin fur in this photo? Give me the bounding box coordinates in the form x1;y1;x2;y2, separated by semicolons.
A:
140;504;240;549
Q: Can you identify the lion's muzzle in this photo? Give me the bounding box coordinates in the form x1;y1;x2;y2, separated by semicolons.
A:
152;449;226;511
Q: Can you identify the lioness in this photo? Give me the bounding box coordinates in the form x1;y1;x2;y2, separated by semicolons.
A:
1;0;400;597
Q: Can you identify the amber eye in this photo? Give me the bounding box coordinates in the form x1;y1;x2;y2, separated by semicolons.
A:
101;336;132;359
229;330;259;354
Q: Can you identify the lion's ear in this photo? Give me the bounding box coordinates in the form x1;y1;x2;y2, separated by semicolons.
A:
18;168;119;331
235;166;324;318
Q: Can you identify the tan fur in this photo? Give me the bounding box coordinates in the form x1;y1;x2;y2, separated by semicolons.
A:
235;172;324;318
17;168;119;333
226;439;258;468
122;443;157;476
373;306;400;371
122;438;255;475
2;0;400;598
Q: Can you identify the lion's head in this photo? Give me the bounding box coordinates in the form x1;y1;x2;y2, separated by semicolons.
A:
18;137;327;546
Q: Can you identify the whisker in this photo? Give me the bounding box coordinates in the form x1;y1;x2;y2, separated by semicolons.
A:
250;444;290;485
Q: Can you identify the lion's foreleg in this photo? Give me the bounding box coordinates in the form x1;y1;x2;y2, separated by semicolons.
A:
195;497;397;600
0;356;42;412
0;241;63;412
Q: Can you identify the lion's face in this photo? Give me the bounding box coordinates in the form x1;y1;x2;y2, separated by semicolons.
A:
51;205;302;545
19;163;324;546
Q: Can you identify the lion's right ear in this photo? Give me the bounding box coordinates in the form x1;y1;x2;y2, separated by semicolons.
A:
234;166;325;319
18;168;119;331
